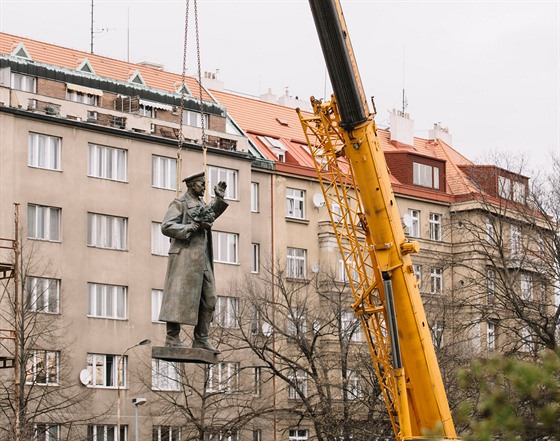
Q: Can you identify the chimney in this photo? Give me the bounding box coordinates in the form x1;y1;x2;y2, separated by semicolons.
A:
259;88;278;104
137;61;164;71
389;109;415;146
202;70;224;91
277;86;312;111
429;122;452;146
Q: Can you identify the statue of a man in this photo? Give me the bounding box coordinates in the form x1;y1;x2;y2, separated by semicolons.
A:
159;171;228;353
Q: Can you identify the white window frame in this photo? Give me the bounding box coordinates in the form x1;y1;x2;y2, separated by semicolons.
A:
513;181;526;203
182;109;208;128
289;430;308;441
26;276;60;314
27;204;61;242
287;247;306;279
413;162;434;188
341;311;362;342
208;165;238;200
212;231;239;264
87;425;127;441
88;143;127;182
28;133;61;171
429;213;442;241
510;224;522;256
151;222;169;256
11;72;36;92
520;273;533;301
286;188;305;219
498;176;512;199
26;350;59;385
487;321;496;353
487;269;495;303
288;369;308;399
66;89;99;105
152;427;181;441
344;370;363;400
485;218;494;244
87;353;126;388
215;296;239;328
430;267;443;294
34;424;60;441
287;308;307;337
252;367;261;397
408;209;420;237
207;362;239;393
431;321;444;348
151;289;164;323
87;283;127;319
152;155;177;190
413;264;422;289
251;182;259;212
251;243;260;273
152;359;180;391
87;212;127;250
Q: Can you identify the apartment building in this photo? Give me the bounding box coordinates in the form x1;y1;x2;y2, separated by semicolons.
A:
0;32;549;441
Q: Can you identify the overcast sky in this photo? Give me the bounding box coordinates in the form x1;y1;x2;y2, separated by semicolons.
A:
1;0;558;173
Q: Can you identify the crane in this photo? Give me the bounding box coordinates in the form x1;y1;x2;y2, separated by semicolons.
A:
297;1;457;439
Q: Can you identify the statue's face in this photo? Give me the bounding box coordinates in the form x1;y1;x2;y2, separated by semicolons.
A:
190;179;205;197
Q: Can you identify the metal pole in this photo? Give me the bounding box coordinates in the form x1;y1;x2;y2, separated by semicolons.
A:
134;403;139;441
13;203;20;441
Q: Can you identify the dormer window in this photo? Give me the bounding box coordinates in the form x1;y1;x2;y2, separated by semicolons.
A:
257;136;287;162
499;175;526;203
413;162;440;189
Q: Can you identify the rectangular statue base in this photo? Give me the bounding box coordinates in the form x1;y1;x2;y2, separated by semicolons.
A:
151;346;219;364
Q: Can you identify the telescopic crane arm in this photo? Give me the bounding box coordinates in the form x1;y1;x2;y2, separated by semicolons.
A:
298;1;458;439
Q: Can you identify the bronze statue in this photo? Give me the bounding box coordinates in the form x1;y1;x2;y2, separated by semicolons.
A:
159;171;228;353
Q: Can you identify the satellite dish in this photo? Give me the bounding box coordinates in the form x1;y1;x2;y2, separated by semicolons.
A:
312;193;325;208
401;213;413;229
79;369;91;386
311;264;320;273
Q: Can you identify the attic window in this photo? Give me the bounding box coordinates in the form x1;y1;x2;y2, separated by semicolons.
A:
498;176;526;203
276;117;289;127
77;59;95;75
11;43;32;60
413;162;440;190
128;70;146;86
176;82;191;96
258;135;286;151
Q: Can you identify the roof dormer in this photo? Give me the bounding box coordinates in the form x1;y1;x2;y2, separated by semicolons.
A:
11;42;32;60
77;58;95;75
128;70;146;86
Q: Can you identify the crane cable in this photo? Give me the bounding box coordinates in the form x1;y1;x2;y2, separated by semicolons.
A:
176;0;207;197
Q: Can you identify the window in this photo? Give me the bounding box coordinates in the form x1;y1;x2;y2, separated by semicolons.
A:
212;231;239;264
87;213;127;250
88;144;127;182
251;243;260;273
182;109;208;128
34;424;59;441
513;181;526;203
251;182;259;212
87;425;127;441
413;162;439;189
520;274;533;301
252;429;262;441
413;264;422;289
26;277;60;314
151;222;169;256
288;369;308;399
431;321;444;348
152;359;180;391
66;90;99;105
257;135;287;162
498;176;511;199
487;321;496;353
151;289;163;323
11;72;36;92
408;209;420;237
341;311;362;342
207;362;239;393
429;213;442;241
287;247;306;279
208;431;238;441
87;354;125;388
215;296;238;328
287;308;307;337
487;269;495;303
510;225;522;256
485;218;494;244
286;188;305;219
289;430;308;441
26;350;59;385
28;133;61;170
252;367;261;397
520;327;534;353
153;427;181;441
138;104;156;118
152;155;177;190
87;283;127;319
430;267;443;294
344;370;362;400
28;204;61;241
208;166;238;200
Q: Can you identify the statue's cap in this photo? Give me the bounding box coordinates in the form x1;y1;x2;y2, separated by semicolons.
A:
183;171;205;184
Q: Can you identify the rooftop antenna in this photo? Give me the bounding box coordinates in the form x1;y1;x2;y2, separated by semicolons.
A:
402;43;408;114
90;0;94;54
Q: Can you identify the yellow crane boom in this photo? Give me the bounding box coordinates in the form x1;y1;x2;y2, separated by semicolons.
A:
297;1;457;439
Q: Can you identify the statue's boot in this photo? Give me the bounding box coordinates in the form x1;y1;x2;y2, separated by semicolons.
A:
193;309;221;354
165;322;187;348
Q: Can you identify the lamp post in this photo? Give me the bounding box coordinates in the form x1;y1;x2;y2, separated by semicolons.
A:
132;397;147;441
117;339;150;441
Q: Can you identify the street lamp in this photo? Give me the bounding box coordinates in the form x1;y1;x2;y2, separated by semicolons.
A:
132;397;147;441
117;339;151;441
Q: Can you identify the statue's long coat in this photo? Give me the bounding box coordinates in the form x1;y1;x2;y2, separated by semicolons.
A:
159;191;228;325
